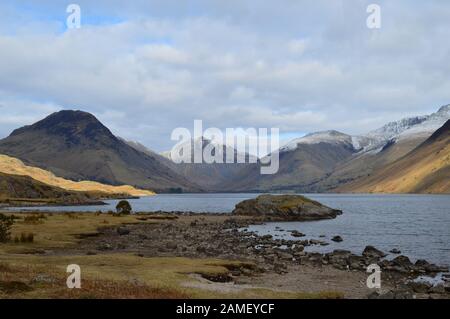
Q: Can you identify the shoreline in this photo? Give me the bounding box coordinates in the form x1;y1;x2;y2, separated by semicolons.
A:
41;211;450;298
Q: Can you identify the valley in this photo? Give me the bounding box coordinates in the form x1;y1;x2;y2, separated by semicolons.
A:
1;105;448;196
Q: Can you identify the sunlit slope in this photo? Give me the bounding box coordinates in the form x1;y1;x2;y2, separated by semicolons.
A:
339;121;450;194
0;154;154;197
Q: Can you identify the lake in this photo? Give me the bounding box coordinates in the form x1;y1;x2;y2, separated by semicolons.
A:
7;193;450;267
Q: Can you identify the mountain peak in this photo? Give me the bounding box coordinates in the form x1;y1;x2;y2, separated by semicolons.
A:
281;130;353;152
10;109;116;142
437;104;450;114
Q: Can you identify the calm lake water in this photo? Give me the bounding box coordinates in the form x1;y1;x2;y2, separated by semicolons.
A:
8;193;450;267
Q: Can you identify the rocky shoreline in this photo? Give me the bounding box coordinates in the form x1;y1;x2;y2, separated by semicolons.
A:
62;211;449;299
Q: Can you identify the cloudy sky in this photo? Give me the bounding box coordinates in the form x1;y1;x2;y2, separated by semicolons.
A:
0;0;449;151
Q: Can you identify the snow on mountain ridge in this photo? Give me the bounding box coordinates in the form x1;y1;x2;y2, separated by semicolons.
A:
356;104;449;153
280;130;355;152
281;104;449;154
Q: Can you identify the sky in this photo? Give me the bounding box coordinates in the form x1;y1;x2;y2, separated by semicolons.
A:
0;0;450;152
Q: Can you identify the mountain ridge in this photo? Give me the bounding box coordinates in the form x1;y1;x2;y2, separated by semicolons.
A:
0;110;201;193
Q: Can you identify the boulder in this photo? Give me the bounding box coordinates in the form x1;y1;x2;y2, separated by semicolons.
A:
362;246;386;259
290;230;306;238
408;281;432;293
392;255;413;267
117;227;130;236
232;195;342;221
331;235;343;242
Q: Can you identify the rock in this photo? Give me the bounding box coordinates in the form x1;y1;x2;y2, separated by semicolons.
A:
414;259;430;267
273;262;288;274
389;248;401;254
166;242;178;250
367;291;381;299
327;250;351;268
444;282;450;293
276;251;294;261
392;255;413;267
377;291;395;299
429;284;446;294
362;246;386;259
196;246;207;254
97;243;112;251
292;244;304;252
331;236;343;242
232;194;343;221
309;239;328;246
408;281;432;293
117;227;130;236
290;230;305;238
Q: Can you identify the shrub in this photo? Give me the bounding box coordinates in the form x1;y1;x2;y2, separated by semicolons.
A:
0;213;15;243
23;214;46;224
116;200;132;215
19;232;34;243
65;213;79;219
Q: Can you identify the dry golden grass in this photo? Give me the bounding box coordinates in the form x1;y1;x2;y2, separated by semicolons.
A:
0;255;343;299
0;154;154;196
0;212;344;299
341;137;450;194
0;212;157;254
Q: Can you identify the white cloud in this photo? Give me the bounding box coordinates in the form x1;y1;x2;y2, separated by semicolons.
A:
0;1;449;151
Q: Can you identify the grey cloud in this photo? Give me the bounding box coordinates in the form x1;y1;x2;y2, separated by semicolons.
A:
0;1;449;151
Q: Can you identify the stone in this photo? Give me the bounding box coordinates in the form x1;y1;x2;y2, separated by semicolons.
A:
166;242;178;250
290;230;305;238
331;235;343;242
389;248;401;254
429;284;445;294
97;243;112;251
408;281;432;293
392;255;413;267
362;246;386;259
232;194;343;221
117;227;130;236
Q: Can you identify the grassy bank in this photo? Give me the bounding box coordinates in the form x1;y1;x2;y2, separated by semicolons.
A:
0;211;343;299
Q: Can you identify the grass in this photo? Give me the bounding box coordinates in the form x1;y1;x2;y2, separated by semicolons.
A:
0;154;154;197
0;211;345;299
0;211;157;254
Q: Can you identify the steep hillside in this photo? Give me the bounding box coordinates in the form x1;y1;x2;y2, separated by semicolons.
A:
0;154;154;197
222;131;357;192
0;110;200;193
338;120;450;194
0;172;104;204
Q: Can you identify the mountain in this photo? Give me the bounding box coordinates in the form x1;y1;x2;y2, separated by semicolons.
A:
0;110;200;193
314;105;450;191
221;130;357;192
0;172;104;204
123;137;258;190
0;154;154;197
338;120;450;193
219;105;449;193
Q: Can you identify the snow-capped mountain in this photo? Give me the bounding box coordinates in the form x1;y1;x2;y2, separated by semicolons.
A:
281;104;450;155
280;130;355;153
358;104;450;154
